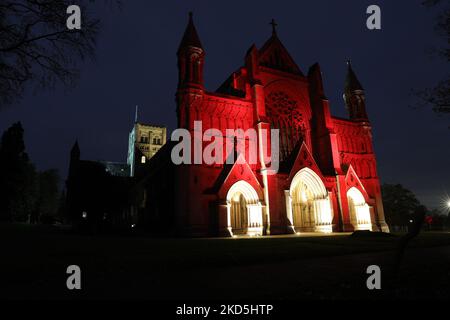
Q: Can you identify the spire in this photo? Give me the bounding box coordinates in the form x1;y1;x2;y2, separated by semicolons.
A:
69;140;80;177
178;12;203;53
70;140;80;160
343;60;368;121
134;105;138;123
345;60;364;91
177;12;205;89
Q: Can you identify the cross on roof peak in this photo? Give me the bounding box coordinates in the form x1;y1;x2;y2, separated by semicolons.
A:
270;18;278;35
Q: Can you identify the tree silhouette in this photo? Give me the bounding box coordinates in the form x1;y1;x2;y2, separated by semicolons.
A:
0;122;37;221
34;169;60;223
414;0;449;124
0;0;120;107
381;183;421;227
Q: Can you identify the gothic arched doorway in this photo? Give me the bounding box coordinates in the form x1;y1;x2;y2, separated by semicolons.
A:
226;181;263;236
286;168;333;233
347;187;372;231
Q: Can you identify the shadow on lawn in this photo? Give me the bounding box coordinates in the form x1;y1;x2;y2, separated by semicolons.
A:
387;205;427;297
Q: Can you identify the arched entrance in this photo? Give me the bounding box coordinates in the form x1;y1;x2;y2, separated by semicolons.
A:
347;187;372;231
226;181;263;236
286;168;333;233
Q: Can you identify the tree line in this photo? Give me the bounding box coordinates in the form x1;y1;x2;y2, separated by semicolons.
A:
0;122;61;223
382;183;450;231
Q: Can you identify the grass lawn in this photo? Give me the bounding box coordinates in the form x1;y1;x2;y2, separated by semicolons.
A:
1;223;450;300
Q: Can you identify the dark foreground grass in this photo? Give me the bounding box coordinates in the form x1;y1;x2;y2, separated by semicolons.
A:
1;223;450;300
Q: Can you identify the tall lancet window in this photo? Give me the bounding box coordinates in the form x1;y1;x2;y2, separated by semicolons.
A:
265;91;304;161
188;53;201;84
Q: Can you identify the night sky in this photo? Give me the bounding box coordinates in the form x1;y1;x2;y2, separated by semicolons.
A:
0;1;448;209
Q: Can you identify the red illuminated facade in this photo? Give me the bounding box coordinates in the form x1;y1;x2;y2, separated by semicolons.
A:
149;13;389;236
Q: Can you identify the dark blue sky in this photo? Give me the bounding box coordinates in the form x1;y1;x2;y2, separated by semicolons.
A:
0;0;448;209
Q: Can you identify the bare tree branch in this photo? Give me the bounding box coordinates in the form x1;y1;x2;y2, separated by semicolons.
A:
414;0;450;127
0;0;120;108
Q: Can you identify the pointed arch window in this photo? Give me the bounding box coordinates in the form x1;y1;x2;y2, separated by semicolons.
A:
265;91;304;161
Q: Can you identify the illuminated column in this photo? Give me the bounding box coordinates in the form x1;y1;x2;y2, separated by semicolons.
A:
285;190;295;233
313;200;321;227
257;121;271;235
226;201;233;236
247;205;252;228
314;198;333;233
247;204;263;236
362;204;372;230
353;203;372;231
323;198;333;227
355;205;363;229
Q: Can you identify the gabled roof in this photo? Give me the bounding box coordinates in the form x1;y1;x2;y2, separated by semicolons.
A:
178;12;203;52
258;33;303;76
344;165;369;200
210;153;263;200
286;142;325;183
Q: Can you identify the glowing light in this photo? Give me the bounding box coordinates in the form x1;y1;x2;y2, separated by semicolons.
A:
347;187;372;231
439;193;450;212
301;190;308;203
82;212;87;219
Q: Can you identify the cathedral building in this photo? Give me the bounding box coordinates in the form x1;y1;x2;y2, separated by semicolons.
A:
67;13;389;236
144;12;389;237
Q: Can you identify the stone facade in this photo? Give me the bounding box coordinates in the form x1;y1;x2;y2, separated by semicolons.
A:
127;123;167;176
159;13;389;236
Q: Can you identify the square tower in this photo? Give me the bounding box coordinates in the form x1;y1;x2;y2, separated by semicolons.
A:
127;123;167;176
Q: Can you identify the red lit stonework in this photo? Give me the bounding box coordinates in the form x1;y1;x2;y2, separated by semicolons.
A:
145;14;389;237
